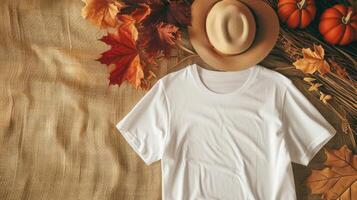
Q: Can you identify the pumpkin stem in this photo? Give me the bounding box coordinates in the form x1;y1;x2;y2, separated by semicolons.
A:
297;0;306;9
342;10;353;24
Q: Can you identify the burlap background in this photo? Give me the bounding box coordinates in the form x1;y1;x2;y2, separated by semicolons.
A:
0;1;352;199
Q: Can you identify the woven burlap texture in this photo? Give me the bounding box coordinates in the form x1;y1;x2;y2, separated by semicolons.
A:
0;1;350;200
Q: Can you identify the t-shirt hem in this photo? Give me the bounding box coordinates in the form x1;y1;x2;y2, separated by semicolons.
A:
116;123;153;166
299;125;337;166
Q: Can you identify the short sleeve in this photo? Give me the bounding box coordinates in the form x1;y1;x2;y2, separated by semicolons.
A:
116;80;170;166
281;80;337;166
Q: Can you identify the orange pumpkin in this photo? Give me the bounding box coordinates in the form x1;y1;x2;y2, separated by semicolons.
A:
278;0;316;29
319;4;357;45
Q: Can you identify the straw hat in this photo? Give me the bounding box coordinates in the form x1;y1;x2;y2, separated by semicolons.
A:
188;0;280;71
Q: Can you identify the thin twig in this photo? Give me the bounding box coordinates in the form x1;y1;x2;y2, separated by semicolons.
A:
176;42;195;55
168;54;199;72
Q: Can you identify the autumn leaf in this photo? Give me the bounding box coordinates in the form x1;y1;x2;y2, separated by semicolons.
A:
97;26;144;88
143;22;181;57
319;92;332;104
121;0;192;27
306;145;357;200
157;23;181;46
308;83;323;92
86;0;192;89
82;0;124;29
117;0;190;59
116;3;152;40
166;0;192;26
117;15;139;40
303;77;317;84
293;44;331;76
129;3;152;23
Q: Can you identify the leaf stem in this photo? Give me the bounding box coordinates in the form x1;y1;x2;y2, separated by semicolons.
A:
342;10;353;24
168;54;199;71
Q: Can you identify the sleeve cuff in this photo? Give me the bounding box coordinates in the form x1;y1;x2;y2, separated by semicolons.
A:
299;125;337;166
116;123;153;166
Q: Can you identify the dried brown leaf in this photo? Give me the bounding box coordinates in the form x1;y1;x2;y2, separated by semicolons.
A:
306;145;357;200
82;0;124;28
293;44;331;76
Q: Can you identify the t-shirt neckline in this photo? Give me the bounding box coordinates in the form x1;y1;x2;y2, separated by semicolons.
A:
189;63;259;96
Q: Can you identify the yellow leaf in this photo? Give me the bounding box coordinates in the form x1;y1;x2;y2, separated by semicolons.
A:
293;59;316;74
319;92;332;104
308;83;322;91
306;145;357;200
302;48;318;59
313;44;325;59
293;44;331;76
303;77;317;84
82;0;124;29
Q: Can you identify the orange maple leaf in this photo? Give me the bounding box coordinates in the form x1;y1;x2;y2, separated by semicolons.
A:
305;145;357;200
129;3;151;23
293;44;331;76
117;14;139;41
82;0;124;29
116;3;151;44
97;25;144;88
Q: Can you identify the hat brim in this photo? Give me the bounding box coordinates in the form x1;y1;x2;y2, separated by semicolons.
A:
188;0;280;71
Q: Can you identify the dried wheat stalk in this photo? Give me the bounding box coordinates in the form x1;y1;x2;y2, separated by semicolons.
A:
263;0;357;149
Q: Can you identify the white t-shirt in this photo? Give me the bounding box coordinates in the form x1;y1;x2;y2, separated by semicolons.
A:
116;64;336;200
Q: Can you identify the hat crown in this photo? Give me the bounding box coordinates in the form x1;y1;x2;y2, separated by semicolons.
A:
205;0;256;55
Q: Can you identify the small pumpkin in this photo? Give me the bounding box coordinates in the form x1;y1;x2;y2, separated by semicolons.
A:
278;0;317;29
319;4;357;45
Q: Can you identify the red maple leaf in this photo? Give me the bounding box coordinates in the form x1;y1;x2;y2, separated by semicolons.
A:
142;22;181;57
97;26;144;88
